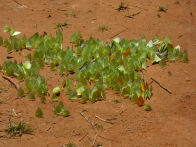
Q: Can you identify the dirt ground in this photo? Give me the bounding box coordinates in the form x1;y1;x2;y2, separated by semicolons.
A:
0;0;196;146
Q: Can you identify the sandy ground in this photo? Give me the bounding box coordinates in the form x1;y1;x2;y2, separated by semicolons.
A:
0;0;196;146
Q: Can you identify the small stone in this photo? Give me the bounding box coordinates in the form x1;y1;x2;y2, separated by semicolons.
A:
185;77;190;82
185;94;191;99
97;143;102;147
168;71;172;76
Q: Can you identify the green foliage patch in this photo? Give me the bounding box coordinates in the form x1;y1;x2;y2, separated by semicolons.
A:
0;25;188;111
54;101;70;117
35;107;43;117
6;118;33;136
2;60;48;98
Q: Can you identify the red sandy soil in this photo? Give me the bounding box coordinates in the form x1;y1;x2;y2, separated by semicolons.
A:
0;0;196;146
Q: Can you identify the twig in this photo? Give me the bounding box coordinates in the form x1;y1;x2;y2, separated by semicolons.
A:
13;0;23;6
2;75;19;90
80;111;95;128
151;77;172;94
119;108;128;115
109;28;128;39
6;56;14;59
92;133;98;147
57;9;67;12
106;117;117;121
17;5;27;9
125;11;141;18
12;108;17;116
46;126;52;131
95;115;113;124
79;132;88;142
98;135;119;143
16;110;23;115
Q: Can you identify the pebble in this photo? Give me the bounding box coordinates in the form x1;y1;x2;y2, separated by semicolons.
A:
185;77;190;82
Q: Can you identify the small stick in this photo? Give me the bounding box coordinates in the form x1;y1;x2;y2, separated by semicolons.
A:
79;132;88;142
125;11;141;18
12;108;17;116
119;108;128;115
98;135;119;143
80;111;95;128
13;0;23;6
46;126;52;131
57;9;67;11
2;75;19;90
16;110;23;115
109;28;127;39
151;77;172;94
92;133;98;147
95;115;113;124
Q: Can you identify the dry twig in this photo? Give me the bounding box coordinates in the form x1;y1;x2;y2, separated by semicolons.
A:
125;11;141;18
109;28;128;39
13;0;23;6
119;108;128;115
2;75;19;90
57;9;67;11
151;77;172;94
80;111;95;128
79;132;88;142
98;135;119;143
46;126;52;131
95;115;113;124
12;108;17;116
92;133;98;147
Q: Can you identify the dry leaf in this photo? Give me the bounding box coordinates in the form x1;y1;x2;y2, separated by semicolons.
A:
122;47;131;57
144;82;149;90
119;60;123;65
136;96;144;106
110;53;116;61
